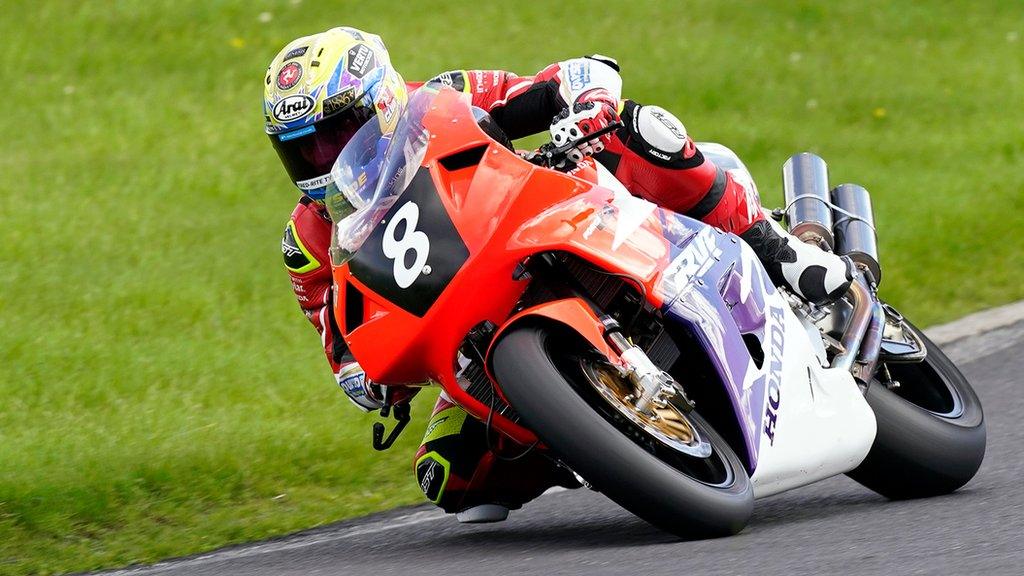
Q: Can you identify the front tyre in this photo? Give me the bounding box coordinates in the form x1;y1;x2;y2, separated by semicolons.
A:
846;320;986;499
492;324;753;539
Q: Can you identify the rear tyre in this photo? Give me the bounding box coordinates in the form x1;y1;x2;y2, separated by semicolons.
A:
846;320;985;499
491;323;753;539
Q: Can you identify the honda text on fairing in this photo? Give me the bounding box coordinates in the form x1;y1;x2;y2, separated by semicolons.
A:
322;86;985;537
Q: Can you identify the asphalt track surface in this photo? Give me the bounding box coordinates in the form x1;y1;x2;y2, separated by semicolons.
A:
100;313;1024;576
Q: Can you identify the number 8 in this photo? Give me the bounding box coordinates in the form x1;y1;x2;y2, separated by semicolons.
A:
382;201;431;289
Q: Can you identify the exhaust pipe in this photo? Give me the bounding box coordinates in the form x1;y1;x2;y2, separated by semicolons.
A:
782;153;834;250
831;276;874;373
780;153;887;381
781;154;883;285
831;184;882;285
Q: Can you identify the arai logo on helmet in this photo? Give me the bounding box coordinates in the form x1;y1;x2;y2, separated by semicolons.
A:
272;94;316;122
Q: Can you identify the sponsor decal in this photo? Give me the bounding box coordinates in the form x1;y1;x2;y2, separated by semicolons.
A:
272;94;316;122
322;87;357;116
423;415;449;438
567;60;592;91
761;305;786;445
278;125;315;141
282;243;301;259
295;173;334;191
470;70;486;93
288;280;307;303
346;44;376;78
376;86;396;123
646;148;672;161
582;204;613;240
282;220;319;273
415;452;450;503
431;70;466;91
337;372;365;397
283;46;308;61
276;61;303;90
667;227;723;282
648;108;687;140
419;459;438;494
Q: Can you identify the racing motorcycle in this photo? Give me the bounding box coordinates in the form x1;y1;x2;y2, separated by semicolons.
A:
322;86;985;538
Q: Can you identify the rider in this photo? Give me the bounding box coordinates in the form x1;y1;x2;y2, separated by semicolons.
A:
266;27;853;523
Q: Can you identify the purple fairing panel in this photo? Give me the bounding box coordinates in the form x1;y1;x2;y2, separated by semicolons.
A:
653;210;776;473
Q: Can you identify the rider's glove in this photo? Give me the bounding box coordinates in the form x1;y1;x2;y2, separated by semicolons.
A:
337;362;385;412
550;88;619;165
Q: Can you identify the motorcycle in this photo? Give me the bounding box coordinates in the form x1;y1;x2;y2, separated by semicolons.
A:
322;85;985;538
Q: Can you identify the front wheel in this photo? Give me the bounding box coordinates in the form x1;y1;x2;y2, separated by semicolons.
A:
491;323;753;539
846;319;986;499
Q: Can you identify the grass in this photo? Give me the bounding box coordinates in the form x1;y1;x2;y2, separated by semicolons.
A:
0;0;1021;574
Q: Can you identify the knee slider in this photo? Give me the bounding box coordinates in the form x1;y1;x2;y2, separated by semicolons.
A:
634;105;689;160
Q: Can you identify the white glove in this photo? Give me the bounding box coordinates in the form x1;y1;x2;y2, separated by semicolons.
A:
549;88;619;165
336;363;385;412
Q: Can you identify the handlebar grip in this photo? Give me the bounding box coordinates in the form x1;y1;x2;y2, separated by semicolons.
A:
534;121;624;167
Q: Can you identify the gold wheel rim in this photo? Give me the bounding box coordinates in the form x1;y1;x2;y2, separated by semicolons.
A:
580;359;710;457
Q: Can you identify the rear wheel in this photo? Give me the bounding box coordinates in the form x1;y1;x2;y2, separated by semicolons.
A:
846;319;986;498
491;323;753;539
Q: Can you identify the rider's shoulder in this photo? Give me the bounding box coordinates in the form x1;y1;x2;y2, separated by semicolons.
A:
288;197;332;238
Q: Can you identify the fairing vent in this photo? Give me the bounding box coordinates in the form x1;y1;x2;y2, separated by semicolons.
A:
345;280;365;333
742;332;765;369
438;144;488;172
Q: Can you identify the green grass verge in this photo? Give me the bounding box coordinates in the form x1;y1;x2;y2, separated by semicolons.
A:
0;1;1021;574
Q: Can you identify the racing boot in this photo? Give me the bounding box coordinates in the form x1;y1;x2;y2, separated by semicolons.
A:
740;218;854;305
415;394;580;523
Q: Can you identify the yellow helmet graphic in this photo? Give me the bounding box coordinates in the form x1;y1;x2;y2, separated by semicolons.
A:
264;27;407;198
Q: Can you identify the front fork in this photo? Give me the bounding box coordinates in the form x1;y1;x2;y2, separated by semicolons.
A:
601;317;695;415
520;253;694;416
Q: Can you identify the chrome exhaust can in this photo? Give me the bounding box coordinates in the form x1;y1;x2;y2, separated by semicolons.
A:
782;153;834;250
831;183;882;285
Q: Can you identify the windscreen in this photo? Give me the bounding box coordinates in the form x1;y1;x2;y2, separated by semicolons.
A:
324;89;441;266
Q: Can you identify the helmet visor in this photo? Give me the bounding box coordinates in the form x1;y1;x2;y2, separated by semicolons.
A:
269;99;377;198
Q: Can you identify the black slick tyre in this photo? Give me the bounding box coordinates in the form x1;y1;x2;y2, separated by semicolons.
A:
491;323;753;539
846;321;985;499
